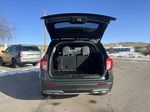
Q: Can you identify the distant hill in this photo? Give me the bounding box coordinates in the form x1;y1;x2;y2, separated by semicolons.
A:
104;42;149;48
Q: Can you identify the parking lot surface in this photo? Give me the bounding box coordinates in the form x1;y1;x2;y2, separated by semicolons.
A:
0;59;150;112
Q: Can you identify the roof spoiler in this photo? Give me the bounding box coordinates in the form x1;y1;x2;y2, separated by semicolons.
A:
41;13;116;23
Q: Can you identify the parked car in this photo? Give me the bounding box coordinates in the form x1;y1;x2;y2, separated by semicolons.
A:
0;45;41;67
39;13;116;96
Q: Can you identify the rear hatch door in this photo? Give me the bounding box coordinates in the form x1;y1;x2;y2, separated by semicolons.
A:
21;46;41;60
41;13;116;41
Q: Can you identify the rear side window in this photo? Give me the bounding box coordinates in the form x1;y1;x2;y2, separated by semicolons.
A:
15;47;21;52
21;46;40;51
5;47;13;53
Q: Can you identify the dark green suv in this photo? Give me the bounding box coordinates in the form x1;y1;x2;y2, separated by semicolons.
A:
39;13;116;96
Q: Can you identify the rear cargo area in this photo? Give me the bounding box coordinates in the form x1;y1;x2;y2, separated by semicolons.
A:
50;42;105;78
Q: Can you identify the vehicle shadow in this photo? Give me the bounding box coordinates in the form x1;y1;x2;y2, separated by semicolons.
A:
0;71;77;100
0;71;42;100
47;95;79;100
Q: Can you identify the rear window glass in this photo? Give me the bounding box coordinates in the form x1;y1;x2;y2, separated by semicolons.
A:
5;47;13;52
69;47;82;55
21;46;40;51
54;22;99;29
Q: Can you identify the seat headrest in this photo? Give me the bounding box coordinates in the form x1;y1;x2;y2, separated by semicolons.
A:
82;46;90;56
62;46;70;56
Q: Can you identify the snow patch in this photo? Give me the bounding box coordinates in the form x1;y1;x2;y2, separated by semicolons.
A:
0;67;40;78
109;52;150;61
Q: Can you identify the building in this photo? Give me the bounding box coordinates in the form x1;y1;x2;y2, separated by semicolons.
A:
112;46;135;53
106;46;135;54
106;46;138;58
0;44;7;52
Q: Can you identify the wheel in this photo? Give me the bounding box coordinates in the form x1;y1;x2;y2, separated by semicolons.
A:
11;58;17;68
0;57;4;66
33;63;38;66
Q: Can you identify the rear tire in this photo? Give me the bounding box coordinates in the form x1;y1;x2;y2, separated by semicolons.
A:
11;58;17;68
0;57;4;66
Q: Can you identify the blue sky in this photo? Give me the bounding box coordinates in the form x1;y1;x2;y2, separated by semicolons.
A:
0;0;150;45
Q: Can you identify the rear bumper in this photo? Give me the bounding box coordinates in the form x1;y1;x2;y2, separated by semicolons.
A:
42;81;112;95
40;72;113;95
43;89;109;95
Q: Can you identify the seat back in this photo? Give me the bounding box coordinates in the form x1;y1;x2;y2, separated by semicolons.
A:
81;46;90;56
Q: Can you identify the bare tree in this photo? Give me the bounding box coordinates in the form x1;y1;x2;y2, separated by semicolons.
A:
0;18;14;43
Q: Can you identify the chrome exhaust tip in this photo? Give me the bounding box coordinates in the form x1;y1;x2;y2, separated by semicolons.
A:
101;90;107;94
91;89;108;94
43;90;64;95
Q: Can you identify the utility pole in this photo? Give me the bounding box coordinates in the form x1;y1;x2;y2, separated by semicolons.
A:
43;10;47;51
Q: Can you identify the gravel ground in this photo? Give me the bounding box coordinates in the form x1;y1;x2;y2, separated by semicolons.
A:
0;58;150;112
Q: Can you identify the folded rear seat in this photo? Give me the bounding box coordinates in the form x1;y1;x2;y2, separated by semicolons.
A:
57;46;76;71
56;46;98;74
77;46;93;73
77;46;100;74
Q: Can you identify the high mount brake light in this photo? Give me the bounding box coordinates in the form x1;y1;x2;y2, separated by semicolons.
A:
106;58;113;70
40;59;48;71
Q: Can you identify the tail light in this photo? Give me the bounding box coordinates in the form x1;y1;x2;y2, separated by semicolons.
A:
106;58;113;70
40;58;48;71
47;84;59;87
